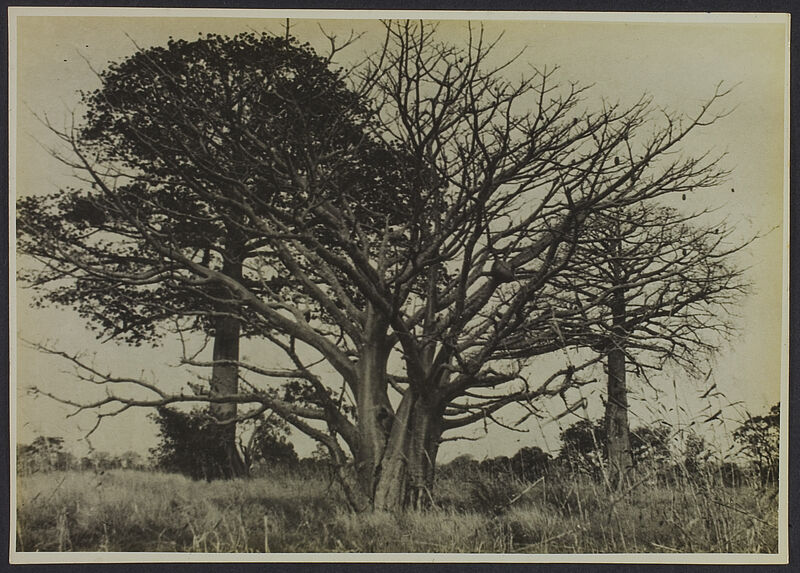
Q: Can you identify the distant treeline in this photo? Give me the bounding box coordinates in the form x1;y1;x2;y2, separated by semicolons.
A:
18;404;779;487
16;436;146;475
439;408;779;488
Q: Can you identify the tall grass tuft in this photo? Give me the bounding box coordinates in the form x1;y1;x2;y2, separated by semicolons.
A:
16;463;778;553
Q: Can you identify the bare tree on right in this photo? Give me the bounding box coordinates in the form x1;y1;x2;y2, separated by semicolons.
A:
551;203;751;487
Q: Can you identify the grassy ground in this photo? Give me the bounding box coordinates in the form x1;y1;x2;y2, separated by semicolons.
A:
15;468;778;553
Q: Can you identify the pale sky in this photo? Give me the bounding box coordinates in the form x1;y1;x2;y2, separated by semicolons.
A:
10;10;789;461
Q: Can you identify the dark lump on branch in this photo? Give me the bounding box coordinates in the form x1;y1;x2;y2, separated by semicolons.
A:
490;259;516;283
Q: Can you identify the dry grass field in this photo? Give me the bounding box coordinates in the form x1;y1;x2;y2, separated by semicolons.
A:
15;466;778;554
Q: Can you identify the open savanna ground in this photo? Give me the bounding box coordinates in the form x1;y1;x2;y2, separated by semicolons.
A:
16;466;778;554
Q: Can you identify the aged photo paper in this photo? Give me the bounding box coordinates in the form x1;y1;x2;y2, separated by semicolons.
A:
9;8;790;564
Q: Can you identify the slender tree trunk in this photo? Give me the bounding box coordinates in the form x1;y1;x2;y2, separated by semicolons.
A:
353;307;393;499
606;345;632;487
605;291;632;489
208;247;246;479
209;314;246;478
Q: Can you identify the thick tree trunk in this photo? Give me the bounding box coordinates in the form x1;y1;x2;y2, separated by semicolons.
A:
605;292;632;489
368;265;445;511
344;299;445;512
373;391;442;511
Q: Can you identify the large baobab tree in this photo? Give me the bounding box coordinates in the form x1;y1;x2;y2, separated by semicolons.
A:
18;22;735;510
548;204;750;487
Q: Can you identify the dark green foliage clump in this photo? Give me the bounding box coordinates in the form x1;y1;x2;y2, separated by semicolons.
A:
557;419;672;477
474;447;552;482
149;407;297;480
244;416;299;470
149;407;238;480
734;403;780;484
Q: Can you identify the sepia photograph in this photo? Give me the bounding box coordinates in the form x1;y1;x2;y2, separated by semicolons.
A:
9;9;789;563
